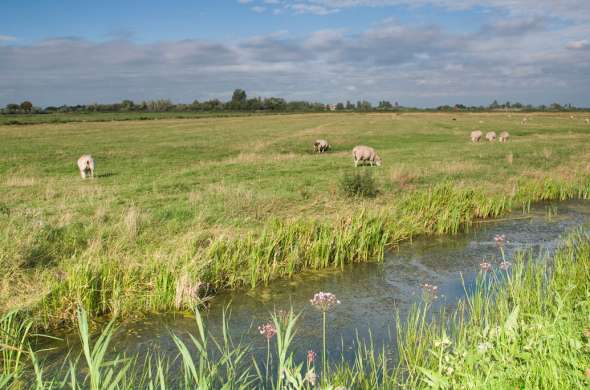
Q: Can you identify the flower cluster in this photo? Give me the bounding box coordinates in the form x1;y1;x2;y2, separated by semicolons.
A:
499;261;512;271
420;283;439;299
479;261;492;272
307;350;317;365
258;323;277;340
310;292;341;312
305;371;317;386
494;234;506;246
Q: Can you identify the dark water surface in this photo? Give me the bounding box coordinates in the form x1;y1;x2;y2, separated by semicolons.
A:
37;200;590;367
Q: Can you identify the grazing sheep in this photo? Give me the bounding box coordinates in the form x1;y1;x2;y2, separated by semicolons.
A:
470;130;483;142
585;118;589;125
352;145;382;167
77;155;95;178
485;131;497;142
570;115;576;120
313;139;330;153
521;117;528;125
499;131;510;142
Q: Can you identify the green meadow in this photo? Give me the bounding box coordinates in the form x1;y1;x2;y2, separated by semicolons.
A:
1;112;590;327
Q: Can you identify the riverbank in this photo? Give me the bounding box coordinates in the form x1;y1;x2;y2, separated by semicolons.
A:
3;223;590;388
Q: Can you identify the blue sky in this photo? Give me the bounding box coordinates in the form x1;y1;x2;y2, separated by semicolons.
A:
1;0;589;106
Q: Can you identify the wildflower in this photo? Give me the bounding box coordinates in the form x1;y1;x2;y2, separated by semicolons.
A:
258;323;276;340
420;283;439;299
585;368;590;379
307;350;317;365
305;371;317;386
479;261;492;272
446;366;454;375
477;342;493;353
433;336;451;348
494;234;506;247
310;292;341;312
584;328;590;338
499;261;511;271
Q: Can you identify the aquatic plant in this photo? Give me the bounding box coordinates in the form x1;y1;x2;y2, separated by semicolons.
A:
479;261;492;272
420;283;439;300
258;322;277;384
311;291;341;382
499;261;511;271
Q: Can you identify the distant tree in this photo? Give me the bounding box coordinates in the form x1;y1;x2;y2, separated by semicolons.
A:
120;100;135;111
5;103;20;114
489;100;500;110
145;99;173;112
230;89;247;110
336;102;344;110
378;100;393;110
345;101;354;110
356;100;372;112
246;97;261;111
20;101;33;113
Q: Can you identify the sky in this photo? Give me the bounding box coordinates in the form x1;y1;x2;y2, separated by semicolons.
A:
1;0;589;107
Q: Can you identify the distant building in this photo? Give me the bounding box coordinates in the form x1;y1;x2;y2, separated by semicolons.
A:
327;104;337;111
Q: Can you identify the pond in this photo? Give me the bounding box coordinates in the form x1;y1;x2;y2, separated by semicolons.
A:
36;200;590;371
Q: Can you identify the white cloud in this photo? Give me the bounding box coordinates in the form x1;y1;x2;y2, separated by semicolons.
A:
0;35;16;42
242;0;590;21
251;5;267;12
566;40;589;50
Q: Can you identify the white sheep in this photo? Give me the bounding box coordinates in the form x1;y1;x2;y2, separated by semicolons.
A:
313;139;330;153
352;145;382;167
470;130;482;142
485;131;497;142
77;155;95;178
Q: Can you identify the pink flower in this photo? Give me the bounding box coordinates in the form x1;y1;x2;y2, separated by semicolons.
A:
310;292;341;312
258;323;276;340
494;234;506;247
307;350;317;365
499;261;511;270
479;261;492;272
420;283;439;299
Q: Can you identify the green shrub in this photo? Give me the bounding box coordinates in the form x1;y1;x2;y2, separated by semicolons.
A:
338;170;379;198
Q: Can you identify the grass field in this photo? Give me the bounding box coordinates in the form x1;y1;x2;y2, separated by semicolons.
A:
1;112;590;327
0;111;273;125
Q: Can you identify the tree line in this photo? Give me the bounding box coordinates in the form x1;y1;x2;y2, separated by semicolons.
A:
1;90;586;115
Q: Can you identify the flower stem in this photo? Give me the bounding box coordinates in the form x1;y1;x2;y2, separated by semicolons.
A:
265;338;270;386
322;310;327;382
